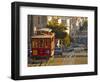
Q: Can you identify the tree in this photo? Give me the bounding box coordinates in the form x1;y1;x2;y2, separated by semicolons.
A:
46;16;71;47
46;16;67;39
64;34;71;47
83;20;88;31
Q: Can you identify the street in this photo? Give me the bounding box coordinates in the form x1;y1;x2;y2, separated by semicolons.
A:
28;51;87;67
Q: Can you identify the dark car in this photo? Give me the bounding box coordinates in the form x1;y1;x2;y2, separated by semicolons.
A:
54;46;63;56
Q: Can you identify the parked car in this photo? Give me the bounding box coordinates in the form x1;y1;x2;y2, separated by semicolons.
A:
54;46;63;56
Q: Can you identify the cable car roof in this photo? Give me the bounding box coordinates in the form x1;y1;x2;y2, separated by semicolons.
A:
32;34;54;38
37;28;52;32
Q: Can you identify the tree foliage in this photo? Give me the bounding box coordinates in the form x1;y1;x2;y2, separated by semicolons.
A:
46;16;67;39
64;34;71;47
46;16;71;47
83;20;88;31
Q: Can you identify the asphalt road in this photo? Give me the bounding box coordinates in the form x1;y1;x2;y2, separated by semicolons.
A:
28;51;87;67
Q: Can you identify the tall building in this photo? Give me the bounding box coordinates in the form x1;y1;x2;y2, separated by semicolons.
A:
31;15;47;35
60;16;87;44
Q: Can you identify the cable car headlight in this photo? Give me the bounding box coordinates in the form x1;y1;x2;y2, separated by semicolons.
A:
32;50;38;55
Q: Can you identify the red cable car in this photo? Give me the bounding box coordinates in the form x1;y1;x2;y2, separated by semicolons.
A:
31;33;55;64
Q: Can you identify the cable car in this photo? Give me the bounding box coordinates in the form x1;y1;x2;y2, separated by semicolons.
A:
31;32;55;65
